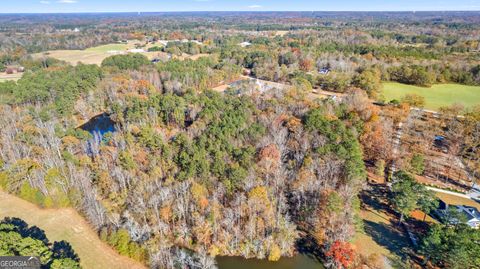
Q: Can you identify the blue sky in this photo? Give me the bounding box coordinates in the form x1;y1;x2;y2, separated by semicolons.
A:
1;0;480;13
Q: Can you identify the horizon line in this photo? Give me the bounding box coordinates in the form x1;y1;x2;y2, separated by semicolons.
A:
1;10;480;14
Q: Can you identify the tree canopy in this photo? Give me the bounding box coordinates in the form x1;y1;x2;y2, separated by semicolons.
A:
0;217;80;268
391;171;438;223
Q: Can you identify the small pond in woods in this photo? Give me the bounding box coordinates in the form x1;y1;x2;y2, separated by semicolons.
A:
79;113;116;136
79;113;117;155
216;254;324;269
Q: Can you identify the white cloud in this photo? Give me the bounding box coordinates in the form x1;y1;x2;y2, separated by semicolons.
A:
40;0;51;4
248;5;262;9
57;0;78;3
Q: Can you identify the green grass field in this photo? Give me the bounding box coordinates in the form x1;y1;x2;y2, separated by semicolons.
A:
382;82;480;110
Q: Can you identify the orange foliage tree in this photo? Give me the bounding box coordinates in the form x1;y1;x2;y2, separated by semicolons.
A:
325;241;356;269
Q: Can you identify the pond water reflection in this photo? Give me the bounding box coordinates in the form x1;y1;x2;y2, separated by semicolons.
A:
79;113;116;156
79;113;116;136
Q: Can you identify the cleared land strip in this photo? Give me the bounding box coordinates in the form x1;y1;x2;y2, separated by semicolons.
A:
0;191;146;269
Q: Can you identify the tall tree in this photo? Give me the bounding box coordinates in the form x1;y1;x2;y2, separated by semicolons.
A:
391;171;437;223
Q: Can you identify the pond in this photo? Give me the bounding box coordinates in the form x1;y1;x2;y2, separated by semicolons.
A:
216;254;324;269
79;113;116;136
79;113;117;156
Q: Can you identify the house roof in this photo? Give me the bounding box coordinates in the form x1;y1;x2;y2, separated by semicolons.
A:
436;200;480;228
459;205;480;222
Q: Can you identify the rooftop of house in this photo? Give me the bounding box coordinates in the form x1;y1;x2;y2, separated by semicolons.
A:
436;200;480;228
458;205;480;222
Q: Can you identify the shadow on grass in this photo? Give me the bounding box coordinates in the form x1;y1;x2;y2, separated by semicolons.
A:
360;184;397;217
363;219;410;259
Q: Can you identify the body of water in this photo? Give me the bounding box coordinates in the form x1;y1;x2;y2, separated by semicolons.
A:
79;113;116;156
216;254;324;269
80;113;116;136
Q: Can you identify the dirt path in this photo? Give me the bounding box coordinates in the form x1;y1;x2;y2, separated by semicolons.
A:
0;191;146;269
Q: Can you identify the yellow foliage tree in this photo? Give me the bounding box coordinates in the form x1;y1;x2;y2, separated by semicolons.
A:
268;243;282;261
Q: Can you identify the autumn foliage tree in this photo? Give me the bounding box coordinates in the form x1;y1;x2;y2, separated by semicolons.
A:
325;241;356;269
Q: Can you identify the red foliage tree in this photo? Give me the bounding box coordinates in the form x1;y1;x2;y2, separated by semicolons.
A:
326;241;356;269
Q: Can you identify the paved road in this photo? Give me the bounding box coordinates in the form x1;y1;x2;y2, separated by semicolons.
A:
425;185;480;204
425;186;471;199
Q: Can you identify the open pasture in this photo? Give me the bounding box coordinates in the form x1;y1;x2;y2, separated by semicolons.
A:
382;82;480;110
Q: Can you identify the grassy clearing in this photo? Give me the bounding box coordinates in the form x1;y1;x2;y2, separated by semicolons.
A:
275;31;289;36
353;207;410;259
33;50;109;65
434;192;480;210
85;43;129;53
31;42;136;65
353;185;411;266
0;191;145;269
34;50;171;66
382;82;480;110
31;41;204;65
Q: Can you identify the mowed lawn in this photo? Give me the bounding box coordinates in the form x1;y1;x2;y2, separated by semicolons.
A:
353;185;411;267
382;82;480;110
434;192;480;211
353;207;410;261
32;49;115;66
0;191;146;269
